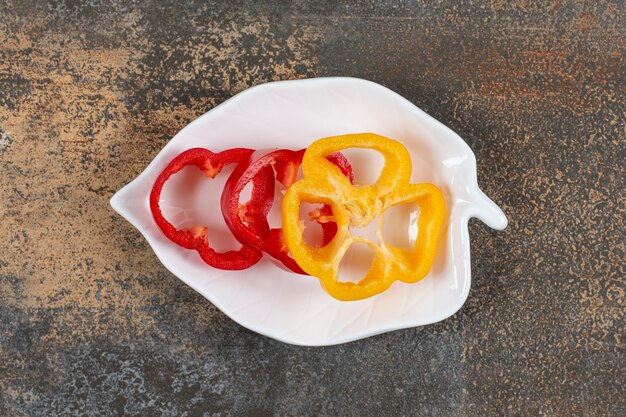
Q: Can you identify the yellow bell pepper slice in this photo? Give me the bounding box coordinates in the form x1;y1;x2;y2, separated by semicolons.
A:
282;133;446;301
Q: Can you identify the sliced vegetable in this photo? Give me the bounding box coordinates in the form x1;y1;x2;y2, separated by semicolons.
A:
150;147;273;270
282;133;446;300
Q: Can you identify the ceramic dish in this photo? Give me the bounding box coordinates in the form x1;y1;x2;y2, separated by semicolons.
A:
110;77;507;346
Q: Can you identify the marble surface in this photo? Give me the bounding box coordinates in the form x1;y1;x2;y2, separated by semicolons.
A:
1;1;624;416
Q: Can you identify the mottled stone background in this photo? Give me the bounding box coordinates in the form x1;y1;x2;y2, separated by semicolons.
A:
1;0;624;416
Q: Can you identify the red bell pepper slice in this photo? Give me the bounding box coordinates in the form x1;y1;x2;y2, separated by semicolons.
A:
221;149;353;274
150;147;274;270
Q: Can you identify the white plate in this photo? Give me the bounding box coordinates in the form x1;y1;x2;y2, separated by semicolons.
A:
110;77;507;346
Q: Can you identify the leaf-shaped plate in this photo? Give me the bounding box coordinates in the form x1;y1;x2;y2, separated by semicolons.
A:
110;77;507;346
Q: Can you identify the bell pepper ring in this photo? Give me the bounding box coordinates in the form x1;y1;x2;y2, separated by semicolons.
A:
282;133;446;301
150;147;274;270
221;148;354;274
